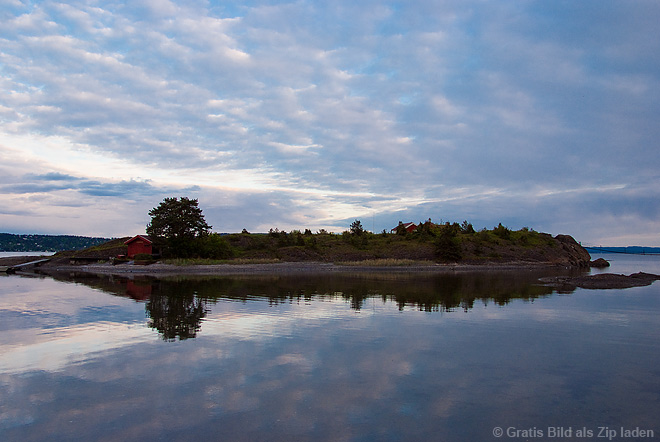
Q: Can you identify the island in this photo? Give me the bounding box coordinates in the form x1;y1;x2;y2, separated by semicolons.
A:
2;223;595;276
5;226;659;291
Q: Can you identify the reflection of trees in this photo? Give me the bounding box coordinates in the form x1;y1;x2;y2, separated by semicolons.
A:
389;273;559;312
37;267;586;333
146;284;209;341
340;292;368;310
139;270;572;313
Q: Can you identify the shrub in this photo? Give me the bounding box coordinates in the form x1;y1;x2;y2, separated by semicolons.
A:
435;227;462;262
133;253;156;265
199;234;234;259
493;223;511;240
460;220;475;234
395;222;408;236
415;219;436;237
290;230;305;246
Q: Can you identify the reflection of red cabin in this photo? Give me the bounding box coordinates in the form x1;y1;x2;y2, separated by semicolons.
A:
125;235;153;258
126;280;153;300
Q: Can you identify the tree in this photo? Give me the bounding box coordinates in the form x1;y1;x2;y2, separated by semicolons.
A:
350;219;365;236
395;221;408;236
146;197;212;257
436;224;462;262
460;220;475;234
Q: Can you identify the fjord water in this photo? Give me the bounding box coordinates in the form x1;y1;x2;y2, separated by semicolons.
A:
1;255;659;441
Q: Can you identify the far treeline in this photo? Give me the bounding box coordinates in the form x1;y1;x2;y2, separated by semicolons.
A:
0;233;110;252
126;197;590;266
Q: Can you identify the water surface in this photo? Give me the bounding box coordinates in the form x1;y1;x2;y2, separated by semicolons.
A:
1;255;658;441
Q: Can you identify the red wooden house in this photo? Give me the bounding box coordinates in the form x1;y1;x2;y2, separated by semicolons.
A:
391;222;418;234
124;235;153;258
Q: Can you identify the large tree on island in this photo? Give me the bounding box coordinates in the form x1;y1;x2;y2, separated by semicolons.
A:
146;197;212;257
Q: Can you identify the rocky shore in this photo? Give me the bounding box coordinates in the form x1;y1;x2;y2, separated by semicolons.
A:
26;259;585;277
5;254;660;291
1;254;589;277
540;272;660;290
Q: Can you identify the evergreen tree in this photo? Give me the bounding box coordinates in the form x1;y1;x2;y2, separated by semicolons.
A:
350;219;365;236
146;197;212;257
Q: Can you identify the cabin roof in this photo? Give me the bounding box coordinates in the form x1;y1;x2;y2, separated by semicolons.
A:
124;235;153;245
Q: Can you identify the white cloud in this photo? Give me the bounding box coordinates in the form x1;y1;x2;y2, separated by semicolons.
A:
0;0;659;244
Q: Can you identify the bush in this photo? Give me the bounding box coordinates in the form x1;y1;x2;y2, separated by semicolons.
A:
199;234;234;259
291;230;305;246
133;253;156;265
493;223;511;240
415;219;436;237
435;226;462;262
460;220;475;234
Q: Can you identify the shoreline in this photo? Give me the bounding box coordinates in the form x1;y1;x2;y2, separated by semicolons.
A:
7;256;658;290
30;260;581;277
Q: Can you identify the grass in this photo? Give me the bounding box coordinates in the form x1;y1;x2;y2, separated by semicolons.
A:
335;258;437;267
162;257;281;266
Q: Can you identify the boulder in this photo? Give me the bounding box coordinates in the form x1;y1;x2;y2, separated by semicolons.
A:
590;258;610;268
554;234;592;267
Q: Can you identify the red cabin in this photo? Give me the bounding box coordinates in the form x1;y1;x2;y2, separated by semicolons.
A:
390;222;418;234
124;235;153;258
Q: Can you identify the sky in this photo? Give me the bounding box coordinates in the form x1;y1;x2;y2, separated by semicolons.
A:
1;0;659;246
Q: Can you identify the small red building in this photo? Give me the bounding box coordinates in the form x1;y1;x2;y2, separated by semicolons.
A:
124;235;153;258
391;222;418;234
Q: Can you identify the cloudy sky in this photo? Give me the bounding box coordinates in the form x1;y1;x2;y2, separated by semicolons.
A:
1;0;659;245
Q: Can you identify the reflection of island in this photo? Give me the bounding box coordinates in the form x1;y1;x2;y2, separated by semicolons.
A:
36;267;583;339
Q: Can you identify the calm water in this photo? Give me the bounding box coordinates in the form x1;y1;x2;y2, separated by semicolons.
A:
0;252;55;258
1;254;659;441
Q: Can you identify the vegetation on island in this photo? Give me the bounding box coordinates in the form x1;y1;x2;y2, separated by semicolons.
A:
20;197;588;267
132;197;591;266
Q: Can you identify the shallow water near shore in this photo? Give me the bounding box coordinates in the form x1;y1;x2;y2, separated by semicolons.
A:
1;254;659;441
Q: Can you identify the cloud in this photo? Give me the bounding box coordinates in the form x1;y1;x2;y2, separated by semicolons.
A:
0;0;659;243
27;172;80;181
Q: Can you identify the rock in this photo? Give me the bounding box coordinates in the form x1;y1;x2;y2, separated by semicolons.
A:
540;272;660;290
590;258;610;268
554;234;592;267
